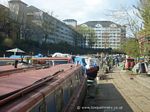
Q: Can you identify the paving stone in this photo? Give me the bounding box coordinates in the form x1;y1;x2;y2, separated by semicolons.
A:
82;67;150;112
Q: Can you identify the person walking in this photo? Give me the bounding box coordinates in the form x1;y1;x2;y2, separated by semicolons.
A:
14;60;18;68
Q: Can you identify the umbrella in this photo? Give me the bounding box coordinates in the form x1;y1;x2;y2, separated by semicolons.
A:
6;48;25;55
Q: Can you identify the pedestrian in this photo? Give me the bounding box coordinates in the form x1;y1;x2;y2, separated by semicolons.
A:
14;60;18;68
115;57;119;67
21;57;23;63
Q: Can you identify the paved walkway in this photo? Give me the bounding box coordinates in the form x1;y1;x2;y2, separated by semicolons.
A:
82;68;150;112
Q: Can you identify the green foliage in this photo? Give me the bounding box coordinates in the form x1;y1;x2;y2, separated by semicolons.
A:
76;25;88;35
120;38;140;57
112;49;125;54
76;25;96;48
3;38;14;47
138;0;150;35
143;40;150;56
0;32;5;43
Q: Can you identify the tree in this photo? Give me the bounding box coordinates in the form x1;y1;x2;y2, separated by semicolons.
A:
121;38;140;57
41;12;56;44
135;0;150;56
111;0;150;57
143;40;150;56
105;6;143;55
76;25;96;48
105;7;142;38
0;5;17;46
0;5;9;38
3;37;14;47
137;0;150;35
25;14;43;41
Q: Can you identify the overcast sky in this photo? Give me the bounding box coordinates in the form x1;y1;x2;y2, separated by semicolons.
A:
1;0;138;24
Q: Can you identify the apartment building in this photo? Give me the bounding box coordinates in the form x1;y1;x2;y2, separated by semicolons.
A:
3;1;125;49
82;21;126;49
3;0;84;47
27;6;83;46
63;19;77;28
8;0;27;39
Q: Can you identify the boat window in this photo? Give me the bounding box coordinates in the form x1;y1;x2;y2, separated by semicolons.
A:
46;93;56;112
53;60;68;65
55;89;64;112
63;81;70;106
70;80;73;96
46;61;53;66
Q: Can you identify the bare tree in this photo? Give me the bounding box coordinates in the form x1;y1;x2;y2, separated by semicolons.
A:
40;12;57;44
105;7;142;38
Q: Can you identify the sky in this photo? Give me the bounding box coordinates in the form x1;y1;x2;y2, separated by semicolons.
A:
1;0;139;25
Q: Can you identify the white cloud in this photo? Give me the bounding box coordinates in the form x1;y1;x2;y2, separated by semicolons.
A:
84;0;102;7
1;0;8;6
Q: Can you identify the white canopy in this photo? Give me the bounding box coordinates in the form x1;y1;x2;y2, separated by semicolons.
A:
6;48;25;55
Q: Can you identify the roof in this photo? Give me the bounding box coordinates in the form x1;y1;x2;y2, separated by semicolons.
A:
63;19;77;22
0;4;9;9
27;5;42;13
82;21;122;28
0;4;9;13
0;64;76;97
9;0;27;6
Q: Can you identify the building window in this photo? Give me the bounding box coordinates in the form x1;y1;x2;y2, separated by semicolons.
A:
95;24;102;28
